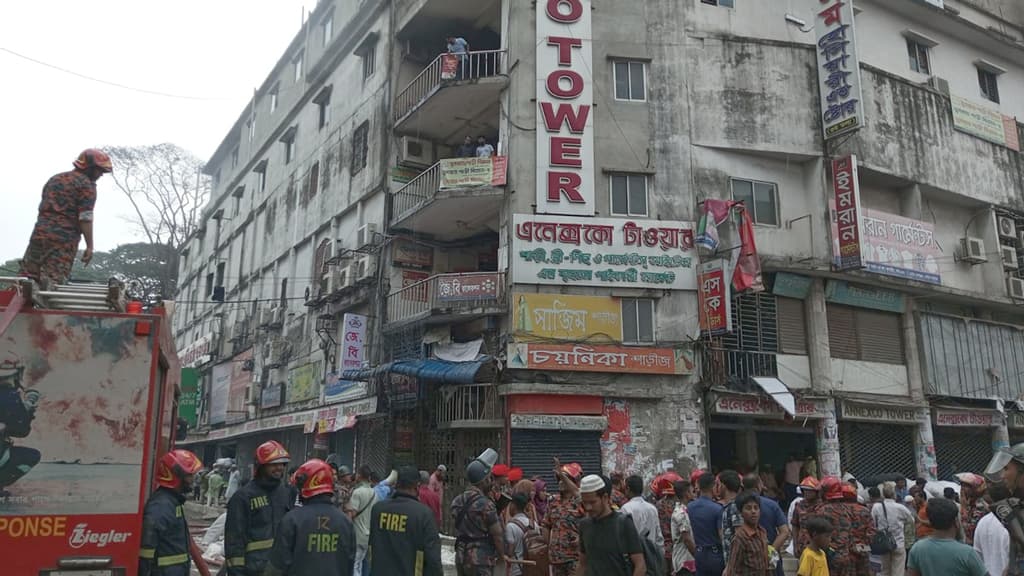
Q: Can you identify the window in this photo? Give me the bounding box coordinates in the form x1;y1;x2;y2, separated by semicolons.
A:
826;304;904;364
730;178;779;226
205;272;214;298
215;262;226;287
621;298;655;343
309;162;320;198
701;0;734;7
232;186;244;217
281;126;297;165
247;118;256;142
358;40;377;81
723;292;778;352
279;277;289;308
254;160;268;192
906;39;931;74
351;121;369;174
293;51;304;83
314;86;332;130
613;60;646;101
978;67;1000;103
321;14;333;47
609;173;648;216
269;85;279;113
231;146;239;169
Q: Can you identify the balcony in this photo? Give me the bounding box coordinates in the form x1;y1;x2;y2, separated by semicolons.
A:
394;50;507;141
702;348;779;389
435;383;503;429
391;157;506;240
386;271;506;330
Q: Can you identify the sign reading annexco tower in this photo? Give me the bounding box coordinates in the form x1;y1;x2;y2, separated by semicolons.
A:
536;0;595;215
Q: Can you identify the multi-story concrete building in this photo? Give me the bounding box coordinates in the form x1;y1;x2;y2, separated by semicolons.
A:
176;0;1024;494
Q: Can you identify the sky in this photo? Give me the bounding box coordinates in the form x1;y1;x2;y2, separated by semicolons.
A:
0;0;320;264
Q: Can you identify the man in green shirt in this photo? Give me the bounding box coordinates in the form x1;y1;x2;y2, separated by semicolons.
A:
346;465;377;576
908;498;987;576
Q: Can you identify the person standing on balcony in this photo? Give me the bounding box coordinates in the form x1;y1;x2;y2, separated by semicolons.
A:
457;135;476;157
475;136;494;158
446;35;469;78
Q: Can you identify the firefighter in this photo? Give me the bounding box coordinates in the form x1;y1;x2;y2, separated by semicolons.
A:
266;459;356;576
225;440;294;575
368;466;443;576
0;358;41;497
139;449;203;576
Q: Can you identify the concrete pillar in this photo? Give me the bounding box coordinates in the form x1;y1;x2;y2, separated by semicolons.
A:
817;398;841;477
903;299;926;402
805;279;841;476
901;184;923;220
915;409;937;481
994;423;1011;452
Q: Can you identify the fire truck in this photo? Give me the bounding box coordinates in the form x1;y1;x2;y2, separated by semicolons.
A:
0;278;207;575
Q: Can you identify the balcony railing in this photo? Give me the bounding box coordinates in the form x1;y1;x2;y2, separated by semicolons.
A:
436;383;502;428
394;49;506;122
387;271;506;326
702;348;779;388
392;161;441;222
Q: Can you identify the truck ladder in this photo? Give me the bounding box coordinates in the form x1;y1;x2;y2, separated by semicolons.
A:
0;277;127;338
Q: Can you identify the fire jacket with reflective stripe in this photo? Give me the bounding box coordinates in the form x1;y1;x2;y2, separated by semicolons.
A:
266;495;356;576
139;488;191;576
225;478;293;575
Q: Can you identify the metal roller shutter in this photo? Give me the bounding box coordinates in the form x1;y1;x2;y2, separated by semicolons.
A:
777;297;807;354
855;309;904;364
357;416;392;475
511;429;602;491
934;427;993;480
827;305;858;360
839;421;916;480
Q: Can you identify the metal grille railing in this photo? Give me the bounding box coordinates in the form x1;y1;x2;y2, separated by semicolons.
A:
391;161;440;223
394;50;506;122
436;383;502;426
839;421;917;481
386;271;506;325
703;348;779;389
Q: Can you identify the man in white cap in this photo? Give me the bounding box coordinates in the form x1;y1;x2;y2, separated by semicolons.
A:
577;474;646;576
430;464;447;506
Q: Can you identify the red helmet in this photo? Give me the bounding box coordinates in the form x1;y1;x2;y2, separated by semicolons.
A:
292;459;335;500
841;484;859;502
820;476;845;501
156;449;203;490
73;148;113;173
255;441;291;466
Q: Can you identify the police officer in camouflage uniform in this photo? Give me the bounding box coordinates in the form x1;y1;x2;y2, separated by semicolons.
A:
451;449;508;576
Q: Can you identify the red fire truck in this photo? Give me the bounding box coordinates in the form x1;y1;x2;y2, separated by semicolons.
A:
0;278;207;576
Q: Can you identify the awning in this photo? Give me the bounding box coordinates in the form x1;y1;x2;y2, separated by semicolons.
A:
750;376;796;417
342;357;489;385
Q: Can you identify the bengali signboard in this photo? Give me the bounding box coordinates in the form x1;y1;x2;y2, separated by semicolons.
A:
261;382;283;409
831;156;865;271
825;280;905;313
841;400;921;423
512;293;622;340
513;214;697;290
393;238;434;268
194;398;378;444
180;334;214;368
439;156;508;189
436;273;501;302
179;368;200;427
227;349;253;424
507;343;694;375
510;413;607;431
950;94;1020;152
698;259;732;336
815;0;863;139
209;362;231;426
288;362;321;404
712;394;831;419
861;209;941;284
536;0;595;215
934;408;998;427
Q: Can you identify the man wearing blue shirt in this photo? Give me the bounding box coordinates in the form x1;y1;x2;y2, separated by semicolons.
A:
743;473;791;576
687;473;724;576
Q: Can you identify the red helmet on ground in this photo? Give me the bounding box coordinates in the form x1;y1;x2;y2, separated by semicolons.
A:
292;459;335;500
156;449;203;490
820;476;845;501
73;148;113;173
255;440;291;466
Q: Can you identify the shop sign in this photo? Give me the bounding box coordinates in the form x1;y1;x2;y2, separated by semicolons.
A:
507;343;694;375
436;273;501;302
512;292;622;340
773;272;813;299
228;349;253;424
209;362;231;426
513;214;697;290
841;400;920;423
830;155;865;271
536;0;595;216
185;397;379;445
815;0;863;139
392;239;434;268
179;368;200;427
1010;412;1024;429
950;94;1020;151
698;259;731;335
390;373;419;409
934;408;997;427
859;209;941;284
712;394;830;419
332;313;367;403
288;362;321;404
510;413;607;431
440;53;459;80
439;156;508;189
825;280;904;313
323;377;367;405
261;382;283;409
180;334;214;368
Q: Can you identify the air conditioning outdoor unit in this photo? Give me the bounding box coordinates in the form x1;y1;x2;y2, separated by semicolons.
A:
960;237;987;264
999;216;1017;239
259;307;276;327
1009;276;1024;299
339;265;353;289
398;136;434;168
356;223;378;247
263;339;289;368
927;75;950;95
357;256;376;281
1003;246;1019;270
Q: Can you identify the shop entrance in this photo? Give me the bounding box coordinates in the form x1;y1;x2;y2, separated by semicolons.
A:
709;421;816;474
933;426;993;480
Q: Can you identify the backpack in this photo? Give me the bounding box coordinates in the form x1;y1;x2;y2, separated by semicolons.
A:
615;512;664;576
510;517;548;576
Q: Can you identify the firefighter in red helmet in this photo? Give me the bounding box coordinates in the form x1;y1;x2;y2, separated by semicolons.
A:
139;449;203;576
19;148;114;288
225;441;294;575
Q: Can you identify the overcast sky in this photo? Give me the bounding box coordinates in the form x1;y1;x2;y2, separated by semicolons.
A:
0;0;319;264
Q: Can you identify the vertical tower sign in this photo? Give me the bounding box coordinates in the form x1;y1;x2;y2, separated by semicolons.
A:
536;0;595;216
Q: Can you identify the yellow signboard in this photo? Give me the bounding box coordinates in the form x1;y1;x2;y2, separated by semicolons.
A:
513;293;622;340
288;361;321;403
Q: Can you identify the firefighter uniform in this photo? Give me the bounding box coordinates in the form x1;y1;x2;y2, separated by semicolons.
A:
225;478;293;575
267;493;356;576
369;491;444;576
139;488;191;576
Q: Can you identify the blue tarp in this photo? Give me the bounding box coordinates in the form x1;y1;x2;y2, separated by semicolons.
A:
341;357;488;385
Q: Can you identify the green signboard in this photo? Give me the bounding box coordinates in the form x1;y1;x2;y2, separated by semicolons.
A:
179;368;200;427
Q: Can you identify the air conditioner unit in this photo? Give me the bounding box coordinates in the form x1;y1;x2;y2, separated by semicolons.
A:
263;339;289;368
356;223;378;247
927;75;950;95
357;256;376;281
259;307;276;327
960;236;987;264
1003;245;1019;270
999;216;1017;239
339;265;353;289
398;136;434;168
1009;276;1024;299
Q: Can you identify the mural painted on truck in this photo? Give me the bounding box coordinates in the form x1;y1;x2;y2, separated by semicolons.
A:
0;314;153;515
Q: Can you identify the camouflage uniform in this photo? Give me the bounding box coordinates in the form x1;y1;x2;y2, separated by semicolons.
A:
452;485;500;576
657;496;675;566
543;494;584;576
20;170;96;287
961;496;989;545
817;502;875;576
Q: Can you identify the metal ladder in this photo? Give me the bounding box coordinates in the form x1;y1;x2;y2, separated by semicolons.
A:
0;277;127;312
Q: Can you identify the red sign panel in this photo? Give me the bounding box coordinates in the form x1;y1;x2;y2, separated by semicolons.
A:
698;259;731;335
832;155;865;271
509;343;693;375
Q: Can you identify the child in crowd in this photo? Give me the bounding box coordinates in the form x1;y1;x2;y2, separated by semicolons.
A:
798;517;833;576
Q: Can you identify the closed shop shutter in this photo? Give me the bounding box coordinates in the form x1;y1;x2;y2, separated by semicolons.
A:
357;416;391;475
934;427;993;480
855;310;904;364
827;305;858;360
511;429;602;490
777;297;807;354
839;421;916;480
